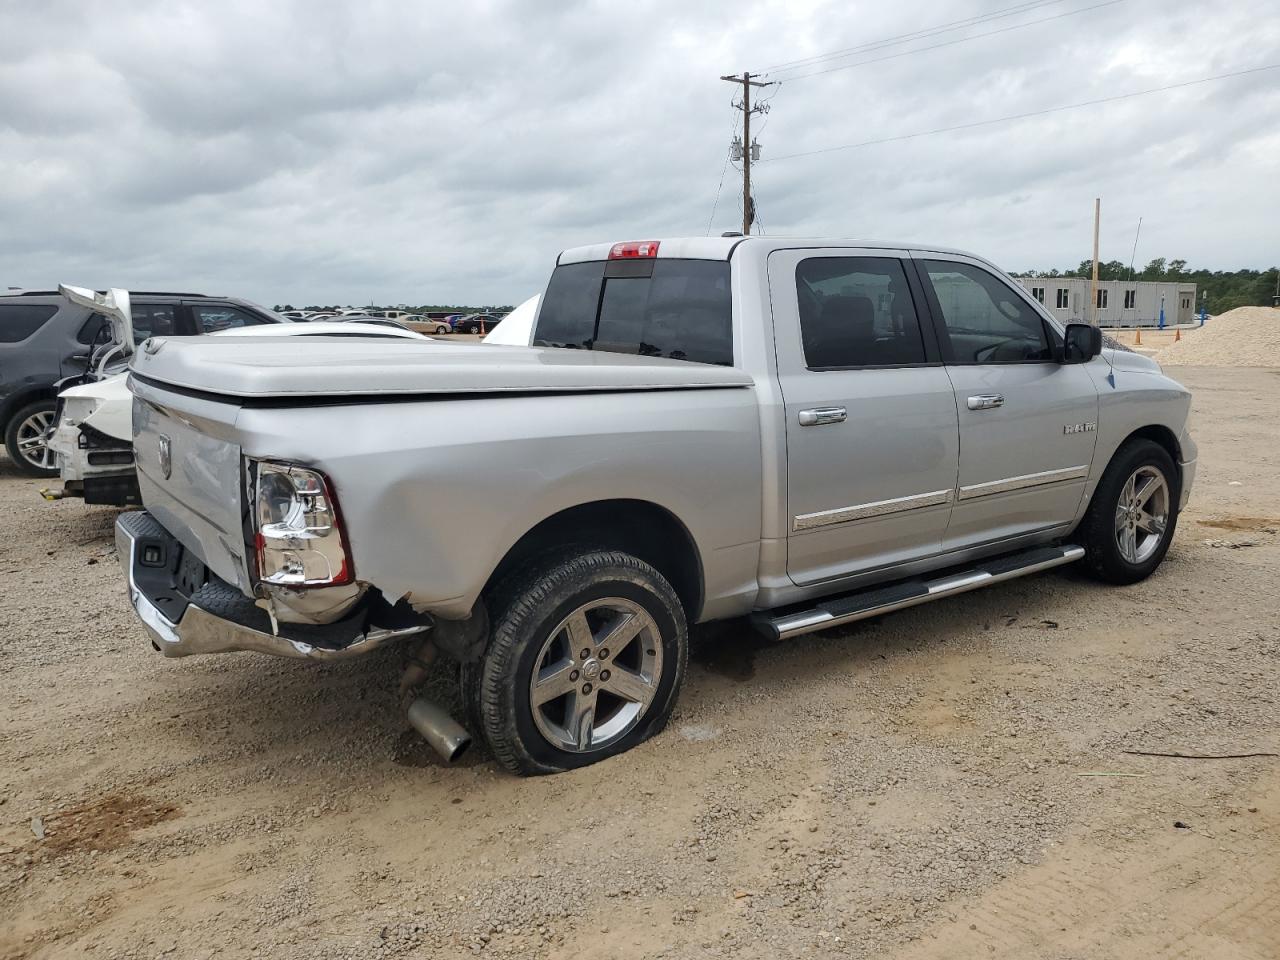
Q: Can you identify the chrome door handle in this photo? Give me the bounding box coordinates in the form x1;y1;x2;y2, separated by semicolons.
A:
967;394;1005;411
798;406;847;426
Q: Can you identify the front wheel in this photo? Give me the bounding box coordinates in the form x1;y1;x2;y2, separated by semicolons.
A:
1079;438;1179;584
5;400;59;477
467;548;688;775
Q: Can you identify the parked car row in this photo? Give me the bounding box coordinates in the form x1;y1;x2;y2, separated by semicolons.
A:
278;308;506;335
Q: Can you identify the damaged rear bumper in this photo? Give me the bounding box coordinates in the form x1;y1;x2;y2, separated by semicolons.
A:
44;416;141;506
116;510;427;659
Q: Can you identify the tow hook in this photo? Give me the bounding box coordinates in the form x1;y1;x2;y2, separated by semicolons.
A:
400;639;472;763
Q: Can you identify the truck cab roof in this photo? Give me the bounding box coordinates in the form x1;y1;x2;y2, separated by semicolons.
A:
557;236;983;265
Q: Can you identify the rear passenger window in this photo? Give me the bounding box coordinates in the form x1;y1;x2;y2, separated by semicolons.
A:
795;258;927;368
132;304;177;341
535;259;733;365
81;306;177;344
77;313;110;345
0;304;58;343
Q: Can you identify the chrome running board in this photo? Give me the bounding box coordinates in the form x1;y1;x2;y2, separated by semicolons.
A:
758;544;1084;642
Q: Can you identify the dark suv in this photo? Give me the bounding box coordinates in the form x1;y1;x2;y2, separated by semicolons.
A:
1;290;288;476
455;313;503;334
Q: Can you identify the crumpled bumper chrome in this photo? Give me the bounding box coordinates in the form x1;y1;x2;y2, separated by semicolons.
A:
1177;427;1197;510
115;511;425;660
1178;456;1197;510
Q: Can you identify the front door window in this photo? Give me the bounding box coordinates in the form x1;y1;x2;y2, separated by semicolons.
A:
922;261;1052;363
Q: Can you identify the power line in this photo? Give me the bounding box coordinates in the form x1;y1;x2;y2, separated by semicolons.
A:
752;81;783;143
760;0;1069;74
769;0;1125;82
706;101;741;235
751;167;768;235
762;63;1280;163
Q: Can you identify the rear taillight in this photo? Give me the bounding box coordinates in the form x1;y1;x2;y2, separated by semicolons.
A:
608;241;660;259
251;460;352;588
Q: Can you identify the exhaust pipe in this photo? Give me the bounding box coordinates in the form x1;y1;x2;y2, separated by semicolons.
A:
406;695;472;763
399;637;473;763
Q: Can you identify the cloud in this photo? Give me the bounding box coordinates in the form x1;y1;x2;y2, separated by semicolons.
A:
1;0;1276;306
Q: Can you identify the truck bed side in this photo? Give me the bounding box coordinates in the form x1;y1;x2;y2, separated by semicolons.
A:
152;383;765;623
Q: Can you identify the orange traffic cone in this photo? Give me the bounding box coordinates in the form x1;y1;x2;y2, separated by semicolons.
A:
1134;327;1142;346
1174;328;1181;342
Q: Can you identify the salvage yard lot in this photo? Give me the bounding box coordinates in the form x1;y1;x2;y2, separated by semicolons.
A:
1;366;1278;960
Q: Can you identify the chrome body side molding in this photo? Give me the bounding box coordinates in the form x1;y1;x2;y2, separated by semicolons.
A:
793;488;954;532
957;464;1089;501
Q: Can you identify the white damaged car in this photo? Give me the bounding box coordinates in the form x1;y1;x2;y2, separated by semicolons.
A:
44;292;436;506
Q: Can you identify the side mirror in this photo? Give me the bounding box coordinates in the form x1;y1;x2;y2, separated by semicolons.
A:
1062;322;1102;363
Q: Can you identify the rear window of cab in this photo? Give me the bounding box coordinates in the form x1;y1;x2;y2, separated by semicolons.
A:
534;259;733;366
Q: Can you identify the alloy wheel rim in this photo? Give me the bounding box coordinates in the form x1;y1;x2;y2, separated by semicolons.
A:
528;597;662;753
1114;464;1170;564
16;410;56;470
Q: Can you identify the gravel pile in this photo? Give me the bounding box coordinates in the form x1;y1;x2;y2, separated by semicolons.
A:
1156;306;1280;366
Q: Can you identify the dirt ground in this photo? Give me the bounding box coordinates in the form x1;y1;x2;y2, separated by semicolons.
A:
2;366;1278;960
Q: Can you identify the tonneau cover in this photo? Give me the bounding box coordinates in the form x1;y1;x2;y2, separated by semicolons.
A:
129;337;753;399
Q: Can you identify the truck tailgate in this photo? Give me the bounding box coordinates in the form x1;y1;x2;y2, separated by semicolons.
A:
130;376;252;595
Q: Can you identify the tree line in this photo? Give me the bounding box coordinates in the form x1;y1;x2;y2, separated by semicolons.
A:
1021;259;1280;313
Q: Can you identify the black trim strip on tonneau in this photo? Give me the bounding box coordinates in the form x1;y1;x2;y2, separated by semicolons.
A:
128;371;751;409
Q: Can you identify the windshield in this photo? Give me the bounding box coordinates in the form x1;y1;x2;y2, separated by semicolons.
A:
534;259;733;365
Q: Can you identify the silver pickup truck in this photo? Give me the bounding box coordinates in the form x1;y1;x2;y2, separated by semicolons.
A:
115;237;1195;775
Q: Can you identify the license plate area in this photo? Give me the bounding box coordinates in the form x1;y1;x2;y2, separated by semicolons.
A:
132;526;209;624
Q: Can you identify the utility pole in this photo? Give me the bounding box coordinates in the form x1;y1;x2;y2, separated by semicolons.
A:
1090;197;1101;326
720;72;775;235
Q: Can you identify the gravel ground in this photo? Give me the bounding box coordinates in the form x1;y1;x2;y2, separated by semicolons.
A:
1155;307;1280;366
2;365;1278;960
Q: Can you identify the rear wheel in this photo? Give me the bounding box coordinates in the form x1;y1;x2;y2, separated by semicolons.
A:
468;548;687;775
5;400;59;477
1079;438;1179;584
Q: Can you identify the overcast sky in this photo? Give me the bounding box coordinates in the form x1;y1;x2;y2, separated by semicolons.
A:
2;0;1277;307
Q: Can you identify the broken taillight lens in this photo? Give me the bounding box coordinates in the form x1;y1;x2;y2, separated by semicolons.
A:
251;460;352;588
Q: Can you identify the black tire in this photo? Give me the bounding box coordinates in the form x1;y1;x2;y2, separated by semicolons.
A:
4;399;59;477
1079;438;1180;584
467;548;688;776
